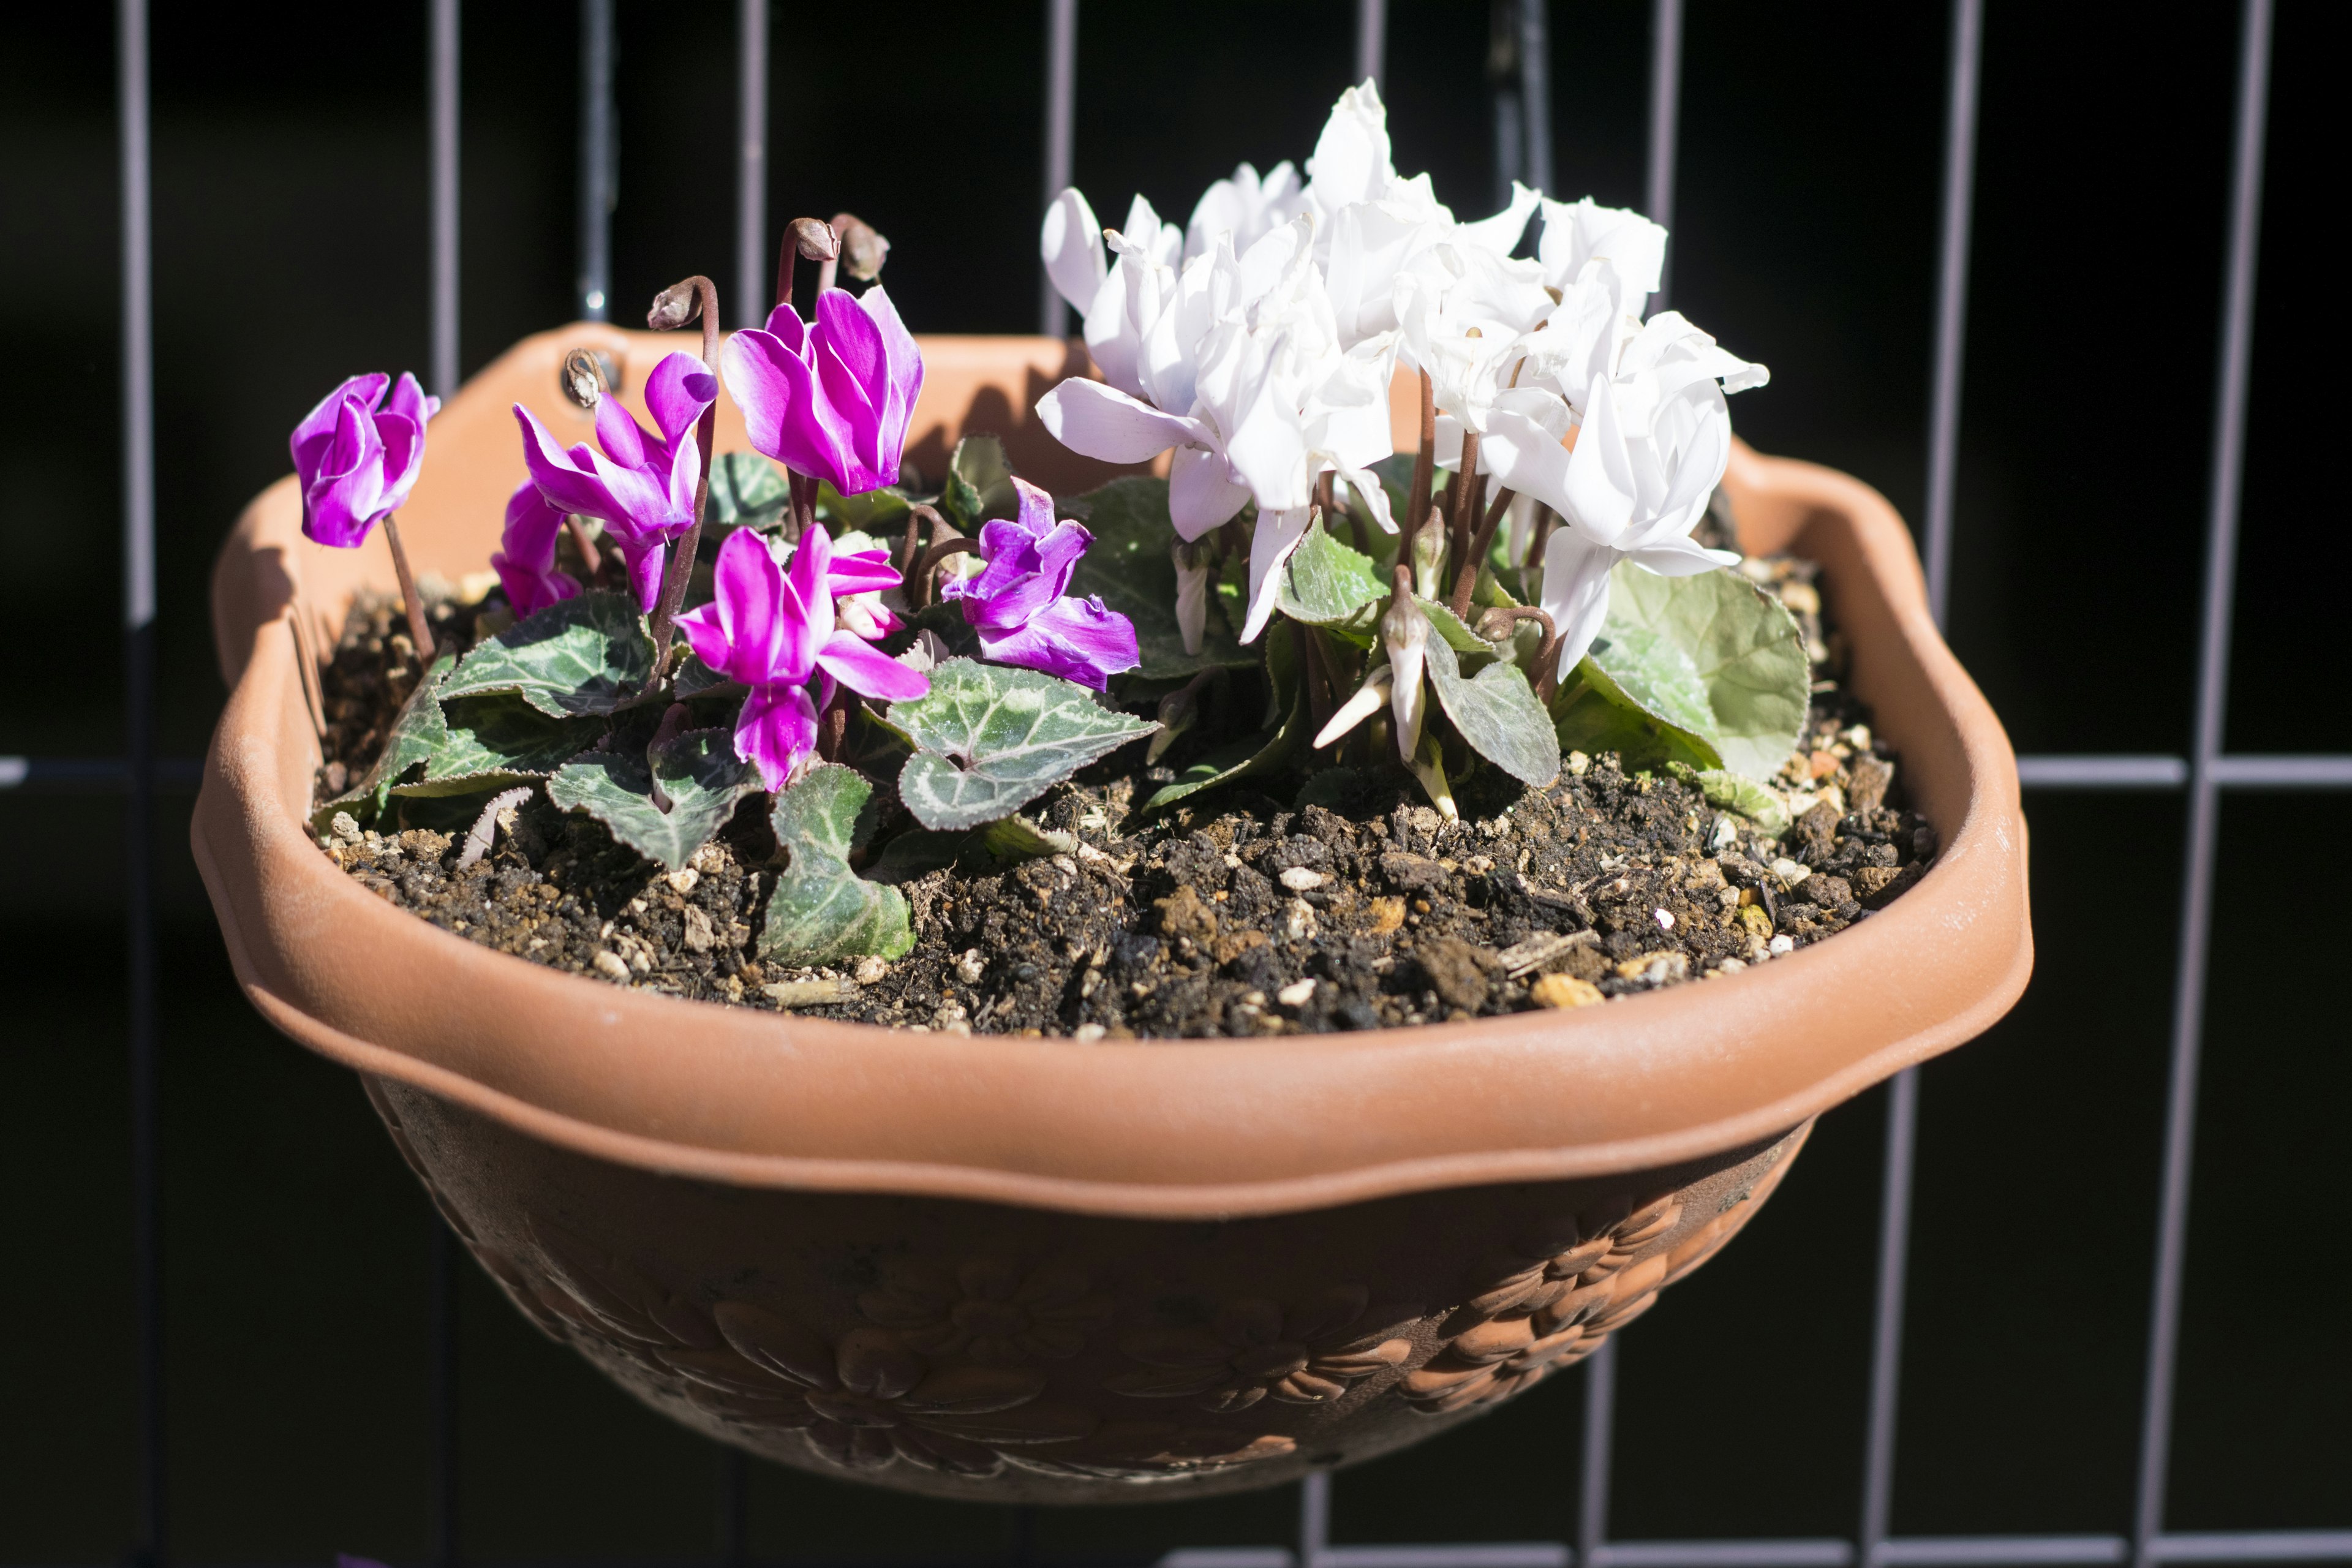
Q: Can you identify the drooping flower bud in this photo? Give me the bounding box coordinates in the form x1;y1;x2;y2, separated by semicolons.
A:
1171;538;1212;657
560;347;614;410
1381;575;1430;764
832;213;891;282
1149;678;1200;764
789;216;841;263
647;281;704;333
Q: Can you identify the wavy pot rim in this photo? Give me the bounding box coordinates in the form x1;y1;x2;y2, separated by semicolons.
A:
192;325;2032;1220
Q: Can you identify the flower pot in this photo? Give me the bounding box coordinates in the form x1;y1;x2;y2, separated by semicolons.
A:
195;326;2031;1503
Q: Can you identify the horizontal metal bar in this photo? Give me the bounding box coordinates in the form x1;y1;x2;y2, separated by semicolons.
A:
2152;1534;2352;1564
1164;1551;1297;1568
1880;1539;2125;1566
1327;1548;1572;1568
1593;1544;1856;1568
0;755;203;792
2207;755;2352;788
2015;756;2190;789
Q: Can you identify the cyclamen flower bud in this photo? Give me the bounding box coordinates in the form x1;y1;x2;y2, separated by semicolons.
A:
832;213;891;282
1171;539;1212;656
1381;581;1430;764
561;348;611;410
788;217;841;263
1411;513;1447;600
647;282;704;333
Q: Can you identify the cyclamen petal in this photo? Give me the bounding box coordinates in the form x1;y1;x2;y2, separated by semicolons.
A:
815;630;932;703
736;682;823;792
643;352;718;449
975;595;1140;692
722;290;923;498
291;371;435;549
492;482;581;617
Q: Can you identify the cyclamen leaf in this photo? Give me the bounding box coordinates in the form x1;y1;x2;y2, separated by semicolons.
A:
1423;638;1561;788
1698;769;1791;837
888;658;1158;831
442;592;655;717
1145;674;1306;812
1603;562;1809;779
314;652;453;828
816;480;914;533
1550;655;1725;773
1591;622;1720;747
1415;595;1492;654
1277;519;1387;639
391;694;605;797
1066;478;1254;678
545;729;760;872
705;451;791;532
973;814;1077;862
758;764;913;965
941;434;1016;529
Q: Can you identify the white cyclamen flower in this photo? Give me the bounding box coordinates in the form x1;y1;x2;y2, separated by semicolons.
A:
1186;160;1307;262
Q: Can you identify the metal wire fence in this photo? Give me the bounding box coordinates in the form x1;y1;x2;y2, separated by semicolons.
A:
12;0;2348;1561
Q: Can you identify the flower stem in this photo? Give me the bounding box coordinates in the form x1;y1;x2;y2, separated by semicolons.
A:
563;515;603;579
910;536;981;608
773;217;841;316
646;274;722;678
1444;430;1481;612
1449;482;1515;620
380;513;438;661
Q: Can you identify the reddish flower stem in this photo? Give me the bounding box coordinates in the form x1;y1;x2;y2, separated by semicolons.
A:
1401;370;1435;562
1450;481;1516;620
380;514;438;662
646;275;722;679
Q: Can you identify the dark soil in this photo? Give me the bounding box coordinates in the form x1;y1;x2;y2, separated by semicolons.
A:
314;554;1931;1038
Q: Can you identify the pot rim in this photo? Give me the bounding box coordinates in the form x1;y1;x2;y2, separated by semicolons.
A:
193;326;2032;1220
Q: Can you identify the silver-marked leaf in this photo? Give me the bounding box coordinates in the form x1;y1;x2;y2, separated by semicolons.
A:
1550;655;1724;772
314;653;453;827
1066;478;1254;678
1415;595;1491;654
888;658;1158;831
1604;563;1809;778
546;729;760;872
1698;769;1790;836
705;451;790;532
758;764;913;965
1591;622;1719;746
1278;518;1386;640
1424;638;1560;788
443;592;655;717
392;695;605;797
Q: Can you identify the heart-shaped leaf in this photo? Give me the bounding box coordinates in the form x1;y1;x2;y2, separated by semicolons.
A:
314;652;453;827
546;728;760;871
705;451;791;532
1602;563;1808;778
442;592;655;717
758;764;913;965
888;658;1158;831
1549;655;1724;772
1278;518;1387;640
1414;594;1491;654
1425;638;1561;788
391;694;606;797
1066;478;1255;679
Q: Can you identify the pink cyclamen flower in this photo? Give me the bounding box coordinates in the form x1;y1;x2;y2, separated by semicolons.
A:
490;481;581;618
677;525;930;790
512;352;717;612
721;286;923;497
290;372;439;548
941;477;1139;691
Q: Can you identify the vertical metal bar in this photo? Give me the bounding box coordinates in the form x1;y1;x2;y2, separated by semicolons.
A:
1642;0;1684;310
1860;1071;1921;1565
1300;1470;1332;1567
1518;0;1553;197
1355;0;1387;89
577;0;616;321
1579;1339;1618;1566
718;1447;747;1564
1920;0;1983;630
430;0;459;401
1038;0;1078;336
734;0;768;330
118;0;160;1561
427;9;461;1562
2133;2;2272;1564
1859;10;1982;1556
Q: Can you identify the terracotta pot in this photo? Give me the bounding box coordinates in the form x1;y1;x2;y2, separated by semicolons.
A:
194;326;2031;1504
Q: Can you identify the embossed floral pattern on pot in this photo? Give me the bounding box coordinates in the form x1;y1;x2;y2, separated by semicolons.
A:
1109;1284;1418;1412
858;1257;1115;1365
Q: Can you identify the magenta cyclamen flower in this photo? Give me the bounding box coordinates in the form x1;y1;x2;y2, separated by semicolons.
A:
677;525;930;790
513;352;717;612
721;287;923;497
490;481;581;618
290;372;439;548
941;478;1140;691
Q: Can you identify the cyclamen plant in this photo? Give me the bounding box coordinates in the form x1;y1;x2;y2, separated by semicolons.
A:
307;81;1821;974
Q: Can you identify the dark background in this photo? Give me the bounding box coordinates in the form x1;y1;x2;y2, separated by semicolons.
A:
1;0;2342;1559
